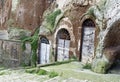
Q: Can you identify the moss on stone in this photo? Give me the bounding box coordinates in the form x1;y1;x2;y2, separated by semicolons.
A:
85;7;95;18
8;27;31;40
39;9;63;35
98;0;107;10
46;9;61;31
91;56;109;74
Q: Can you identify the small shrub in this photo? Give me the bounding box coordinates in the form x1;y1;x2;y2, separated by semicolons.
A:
49;71;58;78
37;69;48;75
83;63;91;69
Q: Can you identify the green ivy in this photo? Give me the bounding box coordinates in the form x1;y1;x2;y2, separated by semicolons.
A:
86;7;96;18
22;28;39;67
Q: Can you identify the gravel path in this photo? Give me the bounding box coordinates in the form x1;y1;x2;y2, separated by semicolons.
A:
0;69;48;82
0;62;120;82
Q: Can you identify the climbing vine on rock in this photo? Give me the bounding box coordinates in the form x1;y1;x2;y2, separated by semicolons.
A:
39;9;64;35
22;28;39;67
46;9;61;32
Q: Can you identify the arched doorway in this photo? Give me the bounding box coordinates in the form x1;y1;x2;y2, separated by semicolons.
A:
56;28;70;61
38;37;50;64
80;19;95;63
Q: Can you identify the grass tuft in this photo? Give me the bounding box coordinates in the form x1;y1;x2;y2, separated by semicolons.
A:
49;71;59;78
37;69;48;75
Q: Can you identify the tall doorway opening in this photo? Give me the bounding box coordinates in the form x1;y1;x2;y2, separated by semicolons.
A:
80;19;95;63
38;37;50;64
56;29;70;61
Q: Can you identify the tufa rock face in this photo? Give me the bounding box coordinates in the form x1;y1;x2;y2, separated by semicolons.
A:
0;0;12;29
8;28;31;40
86;0;120;73
0;0;51;31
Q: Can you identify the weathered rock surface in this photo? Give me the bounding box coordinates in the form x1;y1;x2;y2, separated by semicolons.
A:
0;0;50;31
0;30;8;39
88;0;120;73
91;56;109;73
8;28;31;40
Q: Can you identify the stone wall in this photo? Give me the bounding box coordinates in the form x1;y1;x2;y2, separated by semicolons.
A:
0;39;31;67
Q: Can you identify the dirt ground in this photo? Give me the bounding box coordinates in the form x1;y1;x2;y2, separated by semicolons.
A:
0;62;120;82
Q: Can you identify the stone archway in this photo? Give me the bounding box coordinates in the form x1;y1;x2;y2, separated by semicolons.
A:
56;28;70;61
38;37;50;64
80;19;95;63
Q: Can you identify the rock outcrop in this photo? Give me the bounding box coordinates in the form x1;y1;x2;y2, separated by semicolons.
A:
39;0;95;35
0;0;51;39
39;0;120;73
86;0;120;73
0;0;120;73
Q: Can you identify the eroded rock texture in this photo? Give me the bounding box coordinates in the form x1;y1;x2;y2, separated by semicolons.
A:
0;0;50;31
88;0;120;73
39;0;120;73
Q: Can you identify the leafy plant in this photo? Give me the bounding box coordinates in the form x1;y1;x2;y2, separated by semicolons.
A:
49;71;58;78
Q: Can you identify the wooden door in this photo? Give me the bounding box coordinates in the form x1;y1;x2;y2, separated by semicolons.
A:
81;19;95;63
39;37;50;64
56;29;70;61
82;27;95;63
57;39;70;61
